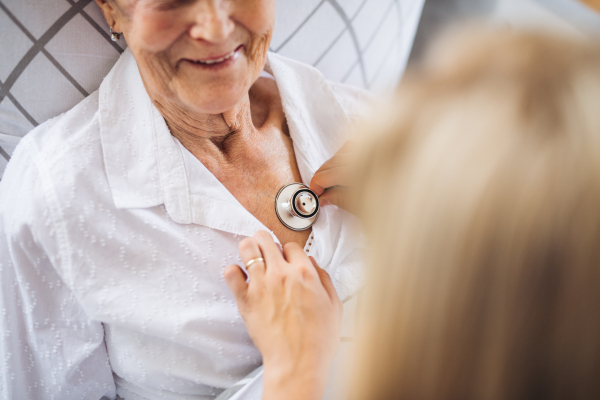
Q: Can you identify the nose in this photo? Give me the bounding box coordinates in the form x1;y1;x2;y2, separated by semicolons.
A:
189;1;235;43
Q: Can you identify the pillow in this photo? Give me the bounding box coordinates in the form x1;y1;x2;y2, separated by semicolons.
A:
0;0;425;177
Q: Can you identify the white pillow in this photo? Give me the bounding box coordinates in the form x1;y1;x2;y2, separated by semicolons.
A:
0;0;425;176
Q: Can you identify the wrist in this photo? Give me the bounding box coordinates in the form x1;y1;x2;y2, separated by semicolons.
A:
262;359;329;400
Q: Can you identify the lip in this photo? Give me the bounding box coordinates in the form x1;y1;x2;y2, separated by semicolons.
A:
184;45;244;66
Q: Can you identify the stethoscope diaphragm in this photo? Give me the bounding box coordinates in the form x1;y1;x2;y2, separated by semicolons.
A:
275;183;320;231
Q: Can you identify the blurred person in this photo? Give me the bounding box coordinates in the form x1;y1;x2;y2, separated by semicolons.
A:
225;28;600;400
580;0;600;14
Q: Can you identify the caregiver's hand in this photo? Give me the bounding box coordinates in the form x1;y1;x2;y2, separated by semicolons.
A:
224;231;343;400
309;141;355;213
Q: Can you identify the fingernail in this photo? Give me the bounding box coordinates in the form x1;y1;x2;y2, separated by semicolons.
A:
320;198;329;206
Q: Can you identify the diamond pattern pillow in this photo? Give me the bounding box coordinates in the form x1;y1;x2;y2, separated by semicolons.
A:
0;0;424;177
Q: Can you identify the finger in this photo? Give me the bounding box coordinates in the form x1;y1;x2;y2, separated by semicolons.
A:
282;243;319;284
224;264;248;302
309;257;341;304
253;230;285;268
312;155;348;176
338;140;356;153
310;168;350;196
317;141;355;166
319;187;353;213
238;237;266;279
310;161;348;195
309;142;354;195
282;242;314;267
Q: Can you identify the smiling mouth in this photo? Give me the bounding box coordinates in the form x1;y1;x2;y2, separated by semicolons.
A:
189;45;244;65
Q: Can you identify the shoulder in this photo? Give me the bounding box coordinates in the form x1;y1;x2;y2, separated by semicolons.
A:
23;90;101;165
1;91;105;225
5;90;103;179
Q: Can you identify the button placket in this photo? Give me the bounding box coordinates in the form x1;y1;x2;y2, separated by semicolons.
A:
304;231;314;254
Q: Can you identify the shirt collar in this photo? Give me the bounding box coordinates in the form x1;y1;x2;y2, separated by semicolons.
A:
265;53;351;184
98;50;351;237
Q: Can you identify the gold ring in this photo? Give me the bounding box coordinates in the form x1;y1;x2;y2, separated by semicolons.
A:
245;257;264;270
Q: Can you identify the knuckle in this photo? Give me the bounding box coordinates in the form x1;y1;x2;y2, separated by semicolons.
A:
283;242;301;252
297;263;313;277
254;230;270;241
238;238;256;253
269;270;285;284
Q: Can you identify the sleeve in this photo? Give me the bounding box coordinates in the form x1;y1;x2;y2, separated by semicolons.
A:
0;142;116;400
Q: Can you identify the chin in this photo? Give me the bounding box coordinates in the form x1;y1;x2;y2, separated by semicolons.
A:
182;84;249;115
195;101;240;115
188;94;245;115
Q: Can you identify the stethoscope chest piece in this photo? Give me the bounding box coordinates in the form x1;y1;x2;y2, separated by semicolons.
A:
275;183;320;231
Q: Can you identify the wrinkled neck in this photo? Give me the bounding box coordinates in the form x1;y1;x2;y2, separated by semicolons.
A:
152;92;258;164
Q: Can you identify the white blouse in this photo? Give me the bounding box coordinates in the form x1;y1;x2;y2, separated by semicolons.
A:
0;50;368;400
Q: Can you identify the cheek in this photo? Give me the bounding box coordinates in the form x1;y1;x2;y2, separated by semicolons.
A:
233;0;274;41
246;0;275;37
237;0;274;66
129;6;189;53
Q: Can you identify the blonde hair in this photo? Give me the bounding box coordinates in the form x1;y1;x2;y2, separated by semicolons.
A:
580;0;600;14
352;28;600;400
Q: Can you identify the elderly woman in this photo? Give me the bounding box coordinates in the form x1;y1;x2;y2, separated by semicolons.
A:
0;0;366;399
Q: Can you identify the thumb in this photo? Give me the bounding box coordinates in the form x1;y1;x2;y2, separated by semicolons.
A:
319;187;353;214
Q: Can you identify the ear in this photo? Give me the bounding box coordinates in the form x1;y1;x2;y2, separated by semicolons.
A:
94;0;124;33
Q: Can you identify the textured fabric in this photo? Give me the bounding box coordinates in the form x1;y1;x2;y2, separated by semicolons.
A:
213;294;359;400
213;367;264;400
0;49;367;400
0;0;426;177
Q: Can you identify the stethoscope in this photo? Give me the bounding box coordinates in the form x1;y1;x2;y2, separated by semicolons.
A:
275;183;320;231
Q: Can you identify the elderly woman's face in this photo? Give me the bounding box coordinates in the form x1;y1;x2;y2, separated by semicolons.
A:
111;0;274;114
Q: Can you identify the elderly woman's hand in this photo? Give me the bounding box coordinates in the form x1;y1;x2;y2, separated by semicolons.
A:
224;231;343;400
309;141;355;213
